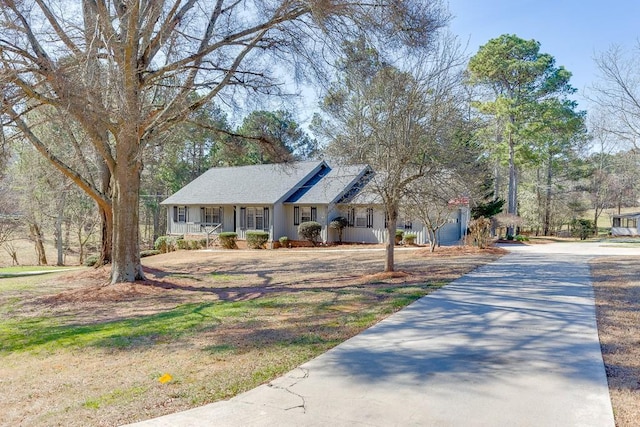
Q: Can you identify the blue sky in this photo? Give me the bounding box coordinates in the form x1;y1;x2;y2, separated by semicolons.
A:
447;0;640;110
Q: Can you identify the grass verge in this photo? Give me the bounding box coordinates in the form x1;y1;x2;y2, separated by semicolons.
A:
591;257;640;427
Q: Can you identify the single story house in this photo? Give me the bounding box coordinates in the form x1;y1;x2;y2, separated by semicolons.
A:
610;212;640;236
160;160;469;245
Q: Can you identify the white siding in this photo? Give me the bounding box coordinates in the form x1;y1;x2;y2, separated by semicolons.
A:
284;204;329;243
611;227;640;236
273;203;286;241
332;206;466;245
164;203;468;245
342;226;388;243
339;209;387;243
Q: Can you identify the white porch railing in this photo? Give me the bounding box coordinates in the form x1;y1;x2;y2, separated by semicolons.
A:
170;222;222;235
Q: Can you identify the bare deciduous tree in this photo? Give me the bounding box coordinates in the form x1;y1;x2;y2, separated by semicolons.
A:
316;34;466;271
591;44;640;148
406;178;466;253
0;0;446;283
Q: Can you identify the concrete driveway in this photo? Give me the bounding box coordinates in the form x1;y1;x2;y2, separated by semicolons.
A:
127;241;638;426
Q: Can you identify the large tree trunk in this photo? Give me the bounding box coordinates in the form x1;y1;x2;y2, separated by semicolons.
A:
111;161;145;283
110;99;145;283
110;127;145;284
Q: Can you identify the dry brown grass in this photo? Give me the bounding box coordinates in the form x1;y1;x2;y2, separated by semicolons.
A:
0;246;503;426
0;237;82;268
591;257;640;427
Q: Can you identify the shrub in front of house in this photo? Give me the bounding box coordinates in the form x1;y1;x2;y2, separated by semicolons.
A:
246;231;269;249
176;238;189;250
279;236;289;248
219;232;238;249
403;233;417;245
298;221;322;246
154;235;177;253
395;229;404;245
329;216;349;243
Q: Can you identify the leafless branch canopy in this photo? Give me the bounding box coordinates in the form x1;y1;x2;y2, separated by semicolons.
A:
0;0;448;153
589;43;640;148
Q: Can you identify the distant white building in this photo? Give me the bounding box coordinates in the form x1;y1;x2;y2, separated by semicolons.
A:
161;161;469;245
611;212;640;236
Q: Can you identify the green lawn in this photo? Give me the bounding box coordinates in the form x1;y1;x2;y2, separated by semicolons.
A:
0;286;439;354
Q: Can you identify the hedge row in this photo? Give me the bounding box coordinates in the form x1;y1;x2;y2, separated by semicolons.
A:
154;236;208;253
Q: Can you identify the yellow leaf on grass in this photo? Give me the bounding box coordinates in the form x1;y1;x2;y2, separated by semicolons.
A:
158;373;173;384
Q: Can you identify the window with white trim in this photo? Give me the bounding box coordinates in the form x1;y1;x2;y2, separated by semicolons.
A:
294;206;317;225
242;207;269;230
202;207;222;224
177;206;187;222
353;208;373;228
301;206;312;223
247;208;255;229
255;208;264;230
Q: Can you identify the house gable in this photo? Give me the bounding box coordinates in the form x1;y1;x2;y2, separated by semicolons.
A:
284;164;372;205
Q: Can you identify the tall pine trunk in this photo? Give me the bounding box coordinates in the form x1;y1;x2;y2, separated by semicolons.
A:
543;156;553;236
507;128;518;237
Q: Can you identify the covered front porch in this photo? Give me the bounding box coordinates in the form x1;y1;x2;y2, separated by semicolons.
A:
611;212;640;236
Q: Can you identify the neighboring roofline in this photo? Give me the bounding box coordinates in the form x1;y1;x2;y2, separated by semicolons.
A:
611;212;640;219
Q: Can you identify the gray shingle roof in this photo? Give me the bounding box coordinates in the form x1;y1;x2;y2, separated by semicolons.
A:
286;164;371;204
161;161;374;207
613;212;640;218
161;161;325;206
